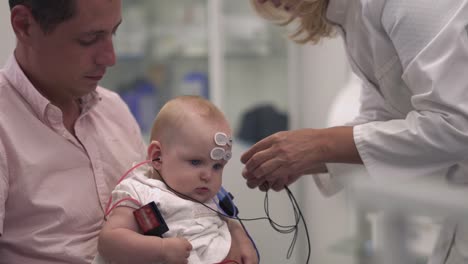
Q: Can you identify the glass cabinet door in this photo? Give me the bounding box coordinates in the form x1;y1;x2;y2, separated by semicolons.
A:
101;0;210;138
101;0;290;141
219;2;300;264
221;1;289;146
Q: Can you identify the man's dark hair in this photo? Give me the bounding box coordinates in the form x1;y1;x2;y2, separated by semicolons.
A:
9;0;76;33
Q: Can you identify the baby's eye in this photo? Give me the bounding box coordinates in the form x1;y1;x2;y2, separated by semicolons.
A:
190;160;202;166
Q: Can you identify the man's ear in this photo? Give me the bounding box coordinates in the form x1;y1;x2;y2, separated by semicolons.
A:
148;140;162;169
10;5;36;44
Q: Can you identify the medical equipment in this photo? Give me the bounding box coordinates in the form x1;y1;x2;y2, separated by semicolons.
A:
133;201;169;237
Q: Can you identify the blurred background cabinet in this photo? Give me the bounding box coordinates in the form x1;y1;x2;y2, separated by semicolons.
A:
101;0;290;141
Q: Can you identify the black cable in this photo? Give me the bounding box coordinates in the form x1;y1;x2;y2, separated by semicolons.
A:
155;169;311;263
285;186;311;264
262;184;311;263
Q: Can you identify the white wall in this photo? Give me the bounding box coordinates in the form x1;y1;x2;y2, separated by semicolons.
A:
0;2;15;65
293;37;358;264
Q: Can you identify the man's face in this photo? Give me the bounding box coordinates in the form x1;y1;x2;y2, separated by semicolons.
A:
28;0;122;98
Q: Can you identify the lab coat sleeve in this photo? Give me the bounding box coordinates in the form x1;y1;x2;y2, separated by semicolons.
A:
313;80;392;196
314;80;397;196
0;139;7;234
355;2;468;182
313;164;367;197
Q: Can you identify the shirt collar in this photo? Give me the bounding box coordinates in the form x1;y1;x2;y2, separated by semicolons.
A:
4;54;102;123
326;0;350;25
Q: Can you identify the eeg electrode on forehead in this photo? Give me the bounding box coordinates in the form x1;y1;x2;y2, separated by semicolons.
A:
210;132;232;161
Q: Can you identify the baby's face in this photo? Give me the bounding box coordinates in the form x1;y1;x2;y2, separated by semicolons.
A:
159;120;232;203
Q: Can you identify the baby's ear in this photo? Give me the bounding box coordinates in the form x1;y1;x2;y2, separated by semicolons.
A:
147;140;162;169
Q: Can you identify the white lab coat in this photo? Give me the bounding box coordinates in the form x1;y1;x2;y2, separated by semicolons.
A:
315;0;468;263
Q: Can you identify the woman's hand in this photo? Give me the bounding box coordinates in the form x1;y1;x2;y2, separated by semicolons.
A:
241;127;359;191
241;129;329;191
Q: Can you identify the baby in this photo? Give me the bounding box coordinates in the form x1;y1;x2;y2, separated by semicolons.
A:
95;95;236;263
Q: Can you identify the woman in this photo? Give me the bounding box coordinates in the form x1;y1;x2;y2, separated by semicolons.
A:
241;0;468;263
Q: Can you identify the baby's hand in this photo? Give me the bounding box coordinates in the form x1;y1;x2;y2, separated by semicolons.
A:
161;237;192;264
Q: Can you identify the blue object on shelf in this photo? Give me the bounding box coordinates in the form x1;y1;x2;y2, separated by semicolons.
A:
181;72;209;99
119;79;159;134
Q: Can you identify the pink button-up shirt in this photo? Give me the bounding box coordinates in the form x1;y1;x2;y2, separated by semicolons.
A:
0;55;147;264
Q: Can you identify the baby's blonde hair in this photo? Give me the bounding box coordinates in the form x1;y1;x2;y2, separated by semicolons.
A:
250;0;334;44
150;95;228;145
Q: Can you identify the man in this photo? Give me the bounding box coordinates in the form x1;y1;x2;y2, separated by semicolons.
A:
0;1;257;263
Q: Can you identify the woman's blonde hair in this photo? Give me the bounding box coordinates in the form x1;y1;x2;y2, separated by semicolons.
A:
250;0;334;44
